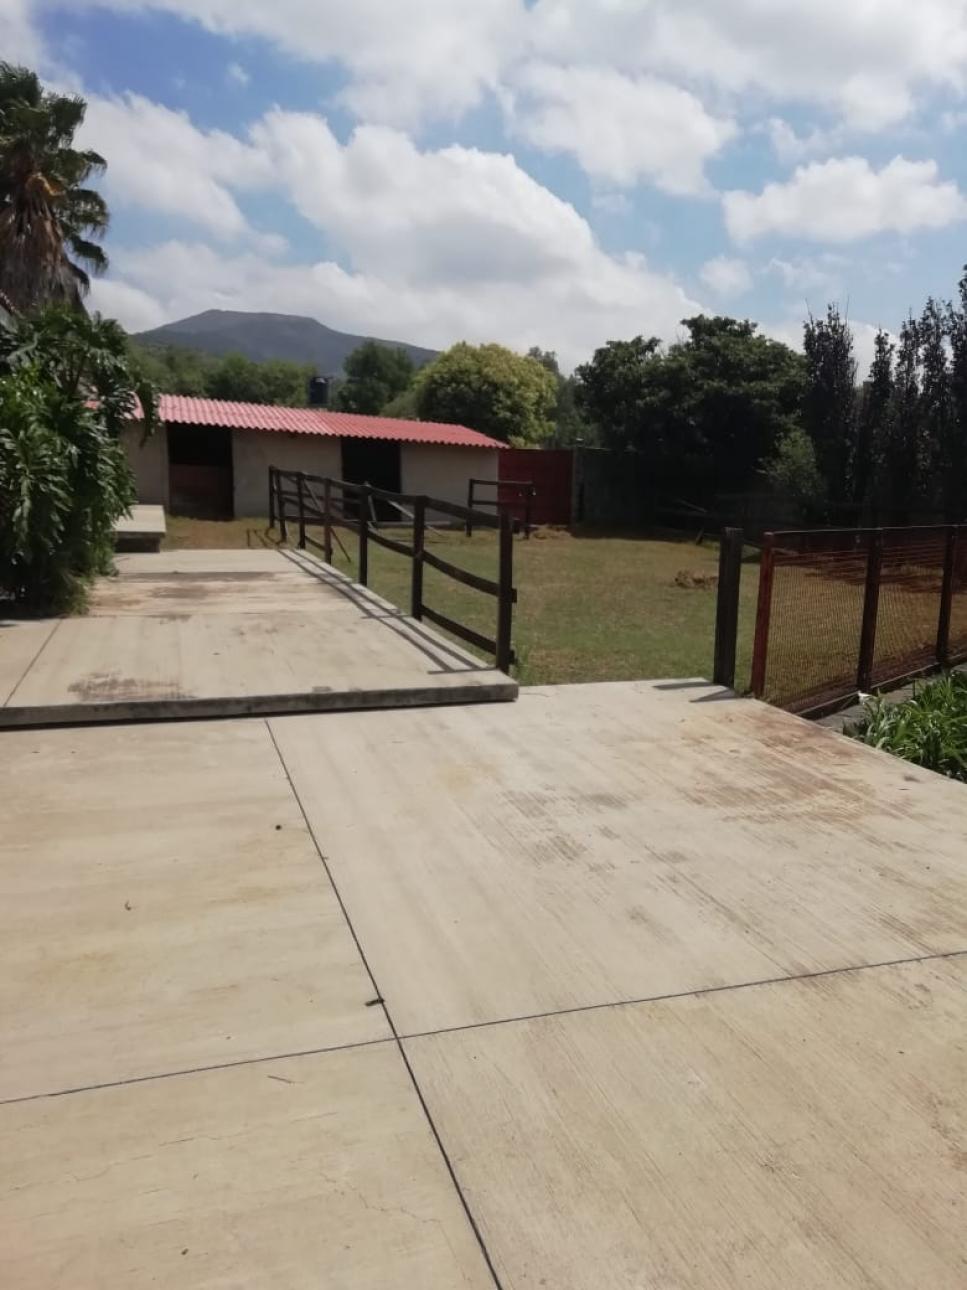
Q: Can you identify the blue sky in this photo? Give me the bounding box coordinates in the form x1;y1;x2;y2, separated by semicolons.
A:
8;0;967;369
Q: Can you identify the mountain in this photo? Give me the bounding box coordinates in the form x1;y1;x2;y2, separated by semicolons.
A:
133;310;440;373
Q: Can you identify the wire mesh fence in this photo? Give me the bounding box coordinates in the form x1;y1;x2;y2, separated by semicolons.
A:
751;525;967;713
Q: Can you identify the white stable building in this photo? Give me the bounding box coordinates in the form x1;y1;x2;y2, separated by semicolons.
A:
122;394;502;519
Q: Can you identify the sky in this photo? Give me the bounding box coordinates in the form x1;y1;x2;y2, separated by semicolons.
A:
7;1;967;371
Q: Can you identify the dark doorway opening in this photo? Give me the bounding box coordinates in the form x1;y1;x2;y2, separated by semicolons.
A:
168;424;234;518
341;438;402;521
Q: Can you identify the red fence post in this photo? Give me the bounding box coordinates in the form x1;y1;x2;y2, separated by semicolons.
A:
857;530;884;693
937;525;957;666
750;533;775;699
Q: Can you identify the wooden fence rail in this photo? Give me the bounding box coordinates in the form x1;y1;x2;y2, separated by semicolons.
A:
268;466;517;673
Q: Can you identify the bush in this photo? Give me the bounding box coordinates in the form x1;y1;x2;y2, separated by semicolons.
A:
763;427;827;522
0;309;157;612
847;672;967;781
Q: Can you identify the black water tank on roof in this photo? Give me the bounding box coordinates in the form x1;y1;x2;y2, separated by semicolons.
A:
308;376;329;407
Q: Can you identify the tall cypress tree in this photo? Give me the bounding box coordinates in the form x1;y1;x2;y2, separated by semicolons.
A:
945;268;967;522
885;316;922;524
860;329;894;517
802;305;857;504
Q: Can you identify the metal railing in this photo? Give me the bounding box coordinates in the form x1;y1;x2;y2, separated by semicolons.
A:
466;477;536;538
749;523;967;713
268;466;517;672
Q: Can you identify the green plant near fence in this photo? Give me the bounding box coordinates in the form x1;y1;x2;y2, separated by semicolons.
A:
0;308;158;613
847;672;967;782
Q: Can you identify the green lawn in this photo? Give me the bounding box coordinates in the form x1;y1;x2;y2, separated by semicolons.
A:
163;516;760;687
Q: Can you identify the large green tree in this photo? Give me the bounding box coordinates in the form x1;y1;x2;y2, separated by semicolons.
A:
204;353;313;405
526;346;591;445
573;335;662;452
414;342;556;444
336;340;414;415
576;319;804;495
0;64;109;312
133;344;314;406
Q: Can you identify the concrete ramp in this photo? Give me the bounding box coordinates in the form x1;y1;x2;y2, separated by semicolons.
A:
0;548;515;727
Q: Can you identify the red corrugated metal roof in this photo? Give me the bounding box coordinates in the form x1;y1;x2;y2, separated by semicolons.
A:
155;394;502;449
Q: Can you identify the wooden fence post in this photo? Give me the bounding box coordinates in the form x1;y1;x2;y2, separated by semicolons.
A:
358;484;370;586
269;467;276;529
713;527;743;689
857;530;884;693
296;472;306;549
496;510;514;673
411;496;426;619
277;471;287;542
466;480;475;537
937;525;957;666
750;533;775;699
524;486;533;539
323;478;333;564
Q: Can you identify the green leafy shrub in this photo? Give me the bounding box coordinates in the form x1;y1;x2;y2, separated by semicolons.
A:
847;672;967;781
0;308;157;612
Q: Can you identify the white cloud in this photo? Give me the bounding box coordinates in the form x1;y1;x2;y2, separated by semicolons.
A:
68;88;704;363
227;61;250;87
699;256;752;297
724;156;967;243
89;277;167;331
591;191;631;217
0;0;43;65
765;118;846;164
78;93;273;237
765;253;848;295
69;0;522;127
250;111;598;284
507;64;735;194
62;0;967;134
526;0;967;131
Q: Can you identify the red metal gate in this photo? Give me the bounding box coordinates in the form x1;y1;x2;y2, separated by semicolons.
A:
499;449;572;526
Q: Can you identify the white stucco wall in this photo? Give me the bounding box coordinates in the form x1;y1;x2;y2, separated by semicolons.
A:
121;423;169;509
232;430;342;517
400;445;500;521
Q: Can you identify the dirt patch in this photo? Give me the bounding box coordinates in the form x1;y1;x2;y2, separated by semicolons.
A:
673;569;719;590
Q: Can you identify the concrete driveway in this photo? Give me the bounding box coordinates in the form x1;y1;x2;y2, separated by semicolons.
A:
3;682;967;1287
0;547;515;726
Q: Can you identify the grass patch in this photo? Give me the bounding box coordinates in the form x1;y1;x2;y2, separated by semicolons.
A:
163;516;759;687
847;672;967;781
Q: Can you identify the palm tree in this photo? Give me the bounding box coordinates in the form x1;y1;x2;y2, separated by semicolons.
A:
0;64;109;313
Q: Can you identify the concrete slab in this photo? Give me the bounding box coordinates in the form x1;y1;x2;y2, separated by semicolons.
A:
0;719;389;1100
114;503;166;551
0;618;58;703
271;680;967;1034
0;547;516;727
0;1045;495;1290
406;955;967;1290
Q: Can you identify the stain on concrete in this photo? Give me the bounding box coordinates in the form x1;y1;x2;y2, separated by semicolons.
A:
69;674;183;701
